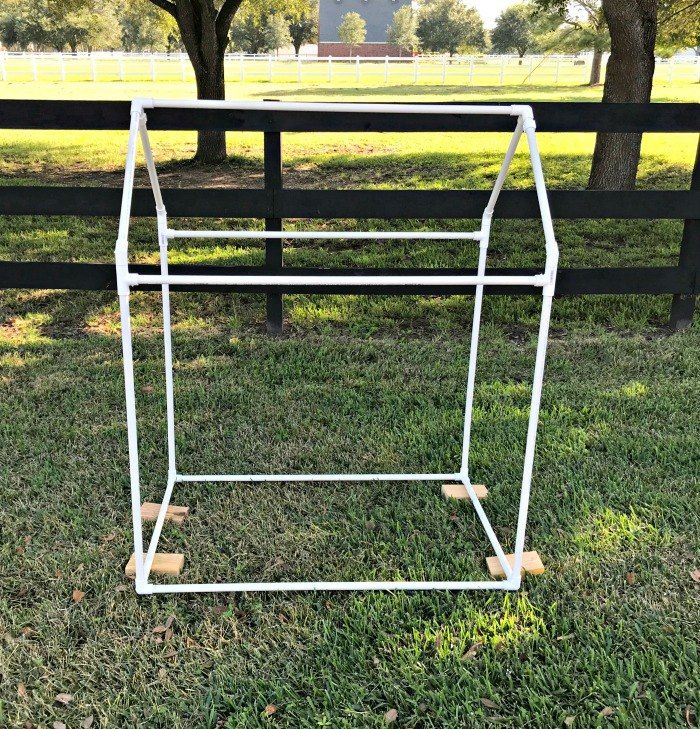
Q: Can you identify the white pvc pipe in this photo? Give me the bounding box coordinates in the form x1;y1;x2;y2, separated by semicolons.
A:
138;116;176;480
523;122;559;281
166;229;483;241
144;579;517;594
460;241;489;474
127;274;543;288
510;293;554;583
114;98;558;596
485;119;524;216
461;121;526;479
143;472;175;577
119;292;146;588
461;478;512;579
115;110;141;259
177;472;459;483
136;97;530;117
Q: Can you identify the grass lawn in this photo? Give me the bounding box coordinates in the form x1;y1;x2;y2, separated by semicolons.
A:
0;78;699;727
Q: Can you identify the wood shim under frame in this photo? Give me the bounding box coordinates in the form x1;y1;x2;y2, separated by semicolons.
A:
441;483;488;500
125;553;184;577
141;501;189;525
486;551;545;578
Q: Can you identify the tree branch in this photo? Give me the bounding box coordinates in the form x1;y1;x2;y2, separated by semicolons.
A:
146;0;177;18
658;0;700;27
216;0;244;45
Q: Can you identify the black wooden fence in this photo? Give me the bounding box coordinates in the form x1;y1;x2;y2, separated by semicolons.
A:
0;100;698;332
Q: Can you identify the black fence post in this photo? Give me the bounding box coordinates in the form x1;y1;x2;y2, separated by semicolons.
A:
264;130;283;335
670;137;700;330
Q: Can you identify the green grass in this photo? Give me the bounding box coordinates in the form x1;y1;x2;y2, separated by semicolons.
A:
1;326;699;727
0;78;699;727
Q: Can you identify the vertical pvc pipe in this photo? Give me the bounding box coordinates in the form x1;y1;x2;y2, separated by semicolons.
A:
328;55;333;82
297;56;302;82
138;118;175;480
90;54;97;82
31;55;38;81
461;121;524;478
119;292;147;591
59;53;65;81
150;55;156;82
524;120;558;277
0;52;6;82
442;56;446;84
499;56;505;85
384;55;389;83
115;107;148;593
413;56;418;83
510;292;554;583
509;115;558;583
554;58;560;84
240;53;244;81
355;55;360;82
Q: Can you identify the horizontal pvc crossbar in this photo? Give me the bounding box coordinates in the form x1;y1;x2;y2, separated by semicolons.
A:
126;274;545;288
176;472;459;483
166;229;483;241
136;98;530;117
143;580;517;594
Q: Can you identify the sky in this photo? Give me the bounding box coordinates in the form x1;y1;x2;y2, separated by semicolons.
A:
470;0;520;28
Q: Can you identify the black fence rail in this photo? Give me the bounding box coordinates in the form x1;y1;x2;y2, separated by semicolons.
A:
0;100;698;332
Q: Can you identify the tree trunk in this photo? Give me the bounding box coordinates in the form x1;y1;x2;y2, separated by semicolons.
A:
173;0;232;164
589;47;603;85
192;55;227;163
588;0;657;190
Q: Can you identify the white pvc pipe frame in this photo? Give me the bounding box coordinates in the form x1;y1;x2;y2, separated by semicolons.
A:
115;98;559;595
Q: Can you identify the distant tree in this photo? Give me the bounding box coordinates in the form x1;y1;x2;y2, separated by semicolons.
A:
230;11;270;53
337;11;366;55
121;0;179;52
0;0;120;52
491;4;537;60
417;0;486;56
286;0;317;56
535;0;608;84
264;12;291;54
387;5;419;56
65;1;121;52
231;0;313;55
0;0;24;49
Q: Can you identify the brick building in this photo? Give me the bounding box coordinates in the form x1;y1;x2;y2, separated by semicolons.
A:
318;0;413;57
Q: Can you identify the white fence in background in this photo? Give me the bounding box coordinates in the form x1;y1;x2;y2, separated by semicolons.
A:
0;51;698;86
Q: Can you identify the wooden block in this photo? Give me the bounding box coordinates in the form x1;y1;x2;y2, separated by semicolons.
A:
441;483;488;500
486;551;545;578
141;501;189;525
125;553;184;577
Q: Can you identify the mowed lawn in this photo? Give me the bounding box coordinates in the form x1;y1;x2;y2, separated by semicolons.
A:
0;78;699;727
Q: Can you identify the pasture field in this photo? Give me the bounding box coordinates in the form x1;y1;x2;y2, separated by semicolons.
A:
0;77;699;727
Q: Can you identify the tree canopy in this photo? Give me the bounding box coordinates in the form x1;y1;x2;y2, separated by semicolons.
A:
490;4;537;57
0;0;121;51
417;0;486;56
120;0;179;52
387;6;419;55
337;12;366;51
